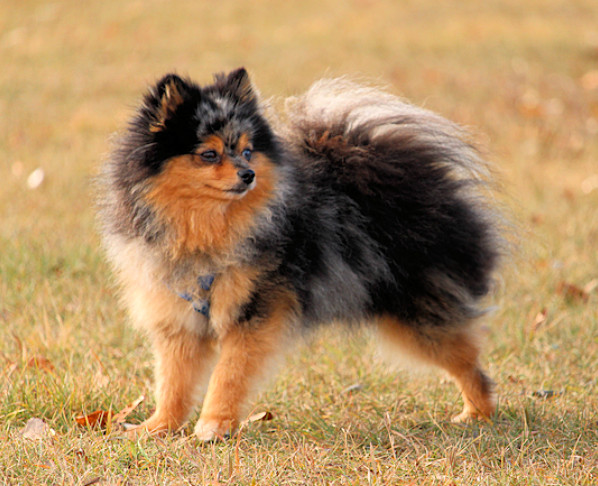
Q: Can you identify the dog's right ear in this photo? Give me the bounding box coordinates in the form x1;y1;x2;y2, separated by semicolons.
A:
146;74;193;133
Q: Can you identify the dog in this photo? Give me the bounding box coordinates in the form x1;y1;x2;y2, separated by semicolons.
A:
98;68;502;440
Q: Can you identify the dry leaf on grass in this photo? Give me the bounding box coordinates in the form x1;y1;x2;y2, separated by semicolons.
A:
21;418;56;440
75;410;112;429
26;168;45;189
27;355;55;373
343;383;364;394
557;281;590;303
76;396;145;431
3;361;18;377
112;395;145;424
532;390;561;399
82;477;102;486
244;411;274;425
581;175;598;194
583;278;598;294
530;308;548;333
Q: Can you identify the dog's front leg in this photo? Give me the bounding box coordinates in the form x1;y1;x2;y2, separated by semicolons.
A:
131;330;217;436
194;307;290;441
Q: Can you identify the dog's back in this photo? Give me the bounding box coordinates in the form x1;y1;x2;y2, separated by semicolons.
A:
279;79;501;329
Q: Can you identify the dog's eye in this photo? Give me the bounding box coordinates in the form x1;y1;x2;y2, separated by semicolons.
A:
242;148;252;161
200;150;220;164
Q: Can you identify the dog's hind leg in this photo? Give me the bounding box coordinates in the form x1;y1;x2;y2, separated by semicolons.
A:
377;316;495;422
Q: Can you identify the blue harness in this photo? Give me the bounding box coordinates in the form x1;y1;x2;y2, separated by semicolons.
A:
177;274;215;316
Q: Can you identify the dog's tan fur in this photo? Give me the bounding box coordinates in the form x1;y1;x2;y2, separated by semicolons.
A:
377;317;495;422
145;151;277;257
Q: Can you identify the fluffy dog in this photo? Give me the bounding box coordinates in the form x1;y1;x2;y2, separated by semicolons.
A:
98;68;502;440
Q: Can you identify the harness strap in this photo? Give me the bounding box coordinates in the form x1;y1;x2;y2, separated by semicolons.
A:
175;273;215;317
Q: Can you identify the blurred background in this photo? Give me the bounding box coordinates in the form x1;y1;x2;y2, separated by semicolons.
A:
2;0;597;241
0;0;597;481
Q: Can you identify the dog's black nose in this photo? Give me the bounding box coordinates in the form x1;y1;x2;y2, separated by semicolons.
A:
237;169;255;185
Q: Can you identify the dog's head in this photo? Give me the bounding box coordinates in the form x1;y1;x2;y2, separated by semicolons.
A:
112;68;282;255
131;68;278;199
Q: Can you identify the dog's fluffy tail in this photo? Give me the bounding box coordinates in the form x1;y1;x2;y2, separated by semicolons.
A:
281;78;489;192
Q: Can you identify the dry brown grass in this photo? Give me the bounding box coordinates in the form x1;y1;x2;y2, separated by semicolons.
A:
1;0;597;484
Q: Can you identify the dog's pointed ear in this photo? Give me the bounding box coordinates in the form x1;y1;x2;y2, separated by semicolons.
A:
217;67;257;104
147;74;193;133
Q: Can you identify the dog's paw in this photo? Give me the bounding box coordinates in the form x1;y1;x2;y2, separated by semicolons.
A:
122;418;171;439
451;411;475;423
451;409;492;424
194;418;234;441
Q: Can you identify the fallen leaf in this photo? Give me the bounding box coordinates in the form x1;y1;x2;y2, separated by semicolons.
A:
581;175;598;194
27;355;55;373
4;361;18;377
112;395;144;424
21;418;56;440
557;281;589;303
246;411;274;423
583;278;598;295
74;448;87;460
82;477;102;486
75;410;112;429
27;168;45;189
530;308;548;333
532;390;560;399
342;383;363;394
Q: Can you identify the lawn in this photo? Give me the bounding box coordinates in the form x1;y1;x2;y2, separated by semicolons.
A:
1;0;597;484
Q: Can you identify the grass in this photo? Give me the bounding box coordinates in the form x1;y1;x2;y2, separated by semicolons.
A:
1;0;597;484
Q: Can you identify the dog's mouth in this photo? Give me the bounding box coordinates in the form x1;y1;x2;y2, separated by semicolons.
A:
224;180;256;197
203;179;256;200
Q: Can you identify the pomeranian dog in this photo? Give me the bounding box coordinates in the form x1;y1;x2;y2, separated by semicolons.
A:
98;68;502;440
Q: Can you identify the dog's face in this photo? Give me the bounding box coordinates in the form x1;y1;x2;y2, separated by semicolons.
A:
135;68;278;200
122;68;281;254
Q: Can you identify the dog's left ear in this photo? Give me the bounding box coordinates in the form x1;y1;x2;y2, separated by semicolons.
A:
217;67;257;104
